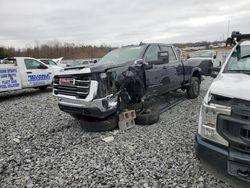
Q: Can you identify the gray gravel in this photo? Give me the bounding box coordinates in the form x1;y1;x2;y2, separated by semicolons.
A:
0;78;234;187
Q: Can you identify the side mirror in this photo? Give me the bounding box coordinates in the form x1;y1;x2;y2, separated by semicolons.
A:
187;54;190;59
213;55;217;59
93;60;97;63
158;51;169;63
211;66;221;78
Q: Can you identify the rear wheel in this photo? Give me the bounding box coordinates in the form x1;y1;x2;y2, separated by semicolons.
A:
187;77;200;99
79;115;118;132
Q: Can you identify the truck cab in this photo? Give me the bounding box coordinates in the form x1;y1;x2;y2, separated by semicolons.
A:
0;57;54;92
196;32;250;183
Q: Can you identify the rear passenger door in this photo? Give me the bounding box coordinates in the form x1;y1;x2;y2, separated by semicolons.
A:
22;59;53;88
160;45;183;90
144;45;171;96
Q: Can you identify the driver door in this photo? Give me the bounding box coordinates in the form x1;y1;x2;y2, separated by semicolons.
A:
22;58;53;88
144;45;170;96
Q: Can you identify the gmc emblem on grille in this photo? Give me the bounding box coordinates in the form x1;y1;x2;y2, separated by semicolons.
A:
59;78;75;86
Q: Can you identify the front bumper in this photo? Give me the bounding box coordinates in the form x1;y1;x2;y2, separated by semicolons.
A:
195;134;250;183
54;80;118;119
58;103;117;119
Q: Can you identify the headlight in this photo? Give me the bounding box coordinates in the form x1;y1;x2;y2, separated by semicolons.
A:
198;102;231;146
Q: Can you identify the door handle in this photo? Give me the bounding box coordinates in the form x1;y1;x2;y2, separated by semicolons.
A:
163;66;168;69
26;72;32;74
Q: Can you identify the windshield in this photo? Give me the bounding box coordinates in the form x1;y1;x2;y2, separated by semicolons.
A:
98;46;144;64
224;45;250;74
41;59;57;65
189;50;214;58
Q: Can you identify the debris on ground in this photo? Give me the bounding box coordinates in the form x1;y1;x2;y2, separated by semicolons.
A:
101;136;115;143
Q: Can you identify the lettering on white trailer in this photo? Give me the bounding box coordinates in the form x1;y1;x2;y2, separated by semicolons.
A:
28;74;51;86
0;68;22;91
28;74;50;81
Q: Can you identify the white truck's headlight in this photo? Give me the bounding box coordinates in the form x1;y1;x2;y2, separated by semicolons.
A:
198;102;231;146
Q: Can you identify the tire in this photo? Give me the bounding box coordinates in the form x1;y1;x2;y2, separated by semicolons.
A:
39;86;48;90
187;77;200;99
69;113;81;119
135;107;160;125
79;115;118;132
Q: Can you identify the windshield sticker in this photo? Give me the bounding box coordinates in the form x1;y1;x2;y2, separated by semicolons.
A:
0;68;21;91
28;74;50;82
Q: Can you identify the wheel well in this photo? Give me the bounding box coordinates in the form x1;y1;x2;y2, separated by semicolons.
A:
192;70;201;81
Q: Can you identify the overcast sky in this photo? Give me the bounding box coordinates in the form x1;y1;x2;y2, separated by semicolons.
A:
1;0;250;48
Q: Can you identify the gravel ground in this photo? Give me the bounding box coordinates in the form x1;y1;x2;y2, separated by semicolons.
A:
0;77;235;188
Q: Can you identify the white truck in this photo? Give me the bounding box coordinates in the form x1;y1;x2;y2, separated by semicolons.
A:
0;57;56;92
196;32;250;184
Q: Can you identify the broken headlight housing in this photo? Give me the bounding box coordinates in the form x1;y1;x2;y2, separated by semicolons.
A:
100;72;107;79
198;101;231;146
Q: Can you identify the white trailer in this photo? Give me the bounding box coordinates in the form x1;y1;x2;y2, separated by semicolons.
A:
0;57;56;92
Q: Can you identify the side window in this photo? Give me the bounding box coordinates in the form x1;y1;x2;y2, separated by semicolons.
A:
145;45;160;62
161;46;177;61
24;59;47;70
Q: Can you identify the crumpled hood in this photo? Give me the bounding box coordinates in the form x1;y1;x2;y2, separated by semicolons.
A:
56;60;134;76
89;61;134;72
210;73;250;101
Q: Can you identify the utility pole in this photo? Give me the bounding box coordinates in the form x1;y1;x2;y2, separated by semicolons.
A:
227;19;230;37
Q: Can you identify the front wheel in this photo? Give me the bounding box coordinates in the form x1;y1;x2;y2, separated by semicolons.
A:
38;86;48;90
187;77;200;99
79;115;118;132
135;107;160;125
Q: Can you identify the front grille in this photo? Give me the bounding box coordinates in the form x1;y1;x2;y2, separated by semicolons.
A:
53;74;91;99
217;102;250;153
241;128;250;139
231;144;250;154
232;109;250;121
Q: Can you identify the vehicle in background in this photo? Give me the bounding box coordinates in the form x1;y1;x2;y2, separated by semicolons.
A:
53;43;202;131
196;32;250;183
39;58;64;74
52;57;64;65
187;50;218;76
0;57;53;92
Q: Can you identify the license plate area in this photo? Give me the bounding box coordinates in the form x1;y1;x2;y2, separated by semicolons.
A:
59;78;74;86
228;161;250;182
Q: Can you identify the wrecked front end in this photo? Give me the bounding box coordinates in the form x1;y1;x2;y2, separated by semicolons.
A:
53;68;119;119
53;63;145;119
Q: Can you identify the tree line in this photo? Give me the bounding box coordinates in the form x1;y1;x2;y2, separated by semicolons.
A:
0;40;113;59
0;39;226;59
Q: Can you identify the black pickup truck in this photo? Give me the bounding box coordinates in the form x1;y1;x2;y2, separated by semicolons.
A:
53;43;202;131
